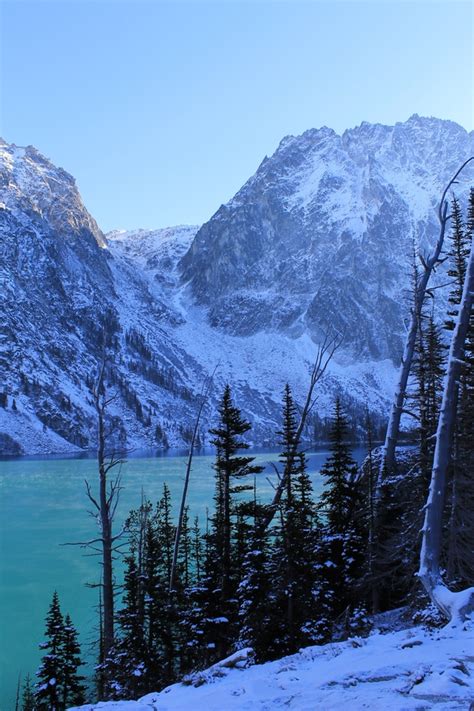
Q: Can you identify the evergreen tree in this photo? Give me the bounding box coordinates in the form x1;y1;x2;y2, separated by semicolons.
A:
105;486;179;698
35;592;65;711
35;594;83;710
270;385;319;654
62;615;86;708
237;522;277;661
412;313;446;485
154;484;178;685
319;398;358;533
103;496;152;699
317;399;363;622
175;514;206;675
206;385;263;655
21;674;36;711
445;197;469;331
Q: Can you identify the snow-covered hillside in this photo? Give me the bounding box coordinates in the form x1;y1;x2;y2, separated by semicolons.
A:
1;116;474;455
70;619;474;710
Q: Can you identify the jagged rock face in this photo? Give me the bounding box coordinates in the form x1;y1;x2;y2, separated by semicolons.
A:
0;142;119;452
181;116;474;360
0;140;107;248
0;142;203;455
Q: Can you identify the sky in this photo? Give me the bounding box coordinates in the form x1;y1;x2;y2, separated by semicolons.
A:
0;0;473;232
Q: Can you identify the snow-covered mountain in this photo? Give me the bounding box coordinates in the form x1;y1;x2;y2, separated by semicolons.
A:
182;115;474;359
1;117;473;455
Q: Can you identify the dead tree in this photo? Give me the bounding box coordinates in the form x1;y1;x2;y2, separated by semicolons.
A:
259;331;342;532
169;366;217;593
378;157;474;491
87;360;124;663
418;225;474;623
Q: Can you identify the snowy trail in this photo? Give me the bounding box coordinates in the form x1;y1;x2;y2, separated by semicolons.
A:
71;624;474;710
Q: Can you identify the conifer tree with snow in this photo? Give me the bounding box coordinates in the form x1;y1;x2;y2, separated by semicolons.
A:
104;488;179;698
35;592;65;710
237;519;276;661
269;385;319;654
204;385;264;657
316;399;364;624
101;497;151;699
35;592;84;711
62;614;86;708
445;197;470;331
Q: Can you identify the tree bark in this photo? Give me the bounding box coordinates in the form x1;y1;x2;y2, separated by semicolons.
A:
97;402;114;660
94;367;114;659
86;361;124;669
418;231;474;622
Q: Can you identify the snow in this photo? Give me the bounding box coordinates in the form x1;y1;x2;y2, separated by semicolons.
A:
70;622;474;710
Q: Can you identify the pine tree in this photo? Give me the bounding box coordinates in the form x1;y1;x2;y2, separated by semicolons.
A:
445;197;469;331
35;592;68;710
62;615;86;708
155;484;178;685
237;522;277;661
270;385;319;654
412;313;446;485
207;385;263;643
21;674;36;711
319;398;358;533
317;399;363;622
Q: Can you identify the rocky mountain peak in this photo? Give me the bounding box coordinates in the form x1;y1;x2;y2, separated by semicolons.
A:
180;116;474;361
0;139;106;248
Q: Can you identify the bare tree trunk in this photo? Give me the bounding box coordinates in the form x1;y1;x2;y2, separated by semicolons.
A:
169;368;216;593
96;392;114;659
78;360;125;673
378;158;474;489
418;232;474;623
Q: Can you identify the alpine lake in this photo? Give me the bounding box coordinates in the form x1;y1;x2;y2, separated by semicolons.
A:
0;445;368;708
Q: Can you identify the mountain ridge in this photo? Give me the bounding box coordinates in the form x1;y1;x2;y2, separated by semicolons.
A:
1;116;473;455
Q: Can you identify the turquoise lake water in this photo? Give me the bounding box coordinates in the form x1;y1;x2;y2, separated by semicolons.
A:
0;446;366;709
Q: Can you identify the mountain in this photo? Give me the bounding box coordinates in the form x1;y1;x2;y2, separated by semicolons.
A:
0;141;204;455
1;117;473;455
182;115;474;360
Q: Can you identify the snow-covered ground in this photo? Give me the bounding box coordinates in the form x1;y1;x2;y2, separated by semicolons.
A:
70;619;474;710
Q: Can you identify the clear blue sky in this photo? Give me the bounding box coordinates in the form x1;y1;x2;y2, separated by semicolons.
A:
1;0;472;231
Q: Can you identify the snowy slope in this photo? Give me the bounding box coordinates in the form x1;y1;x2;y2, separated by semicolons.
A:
1;116;474;455
70;621;474;710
